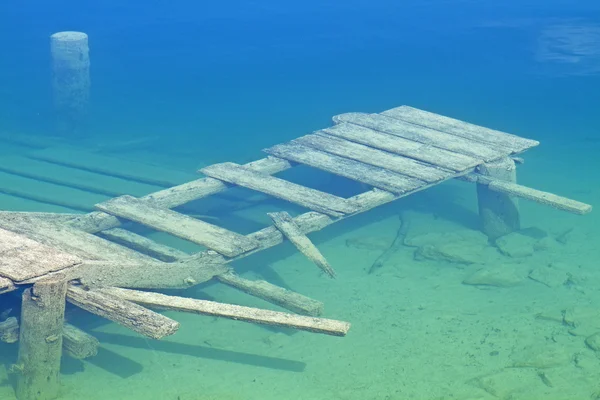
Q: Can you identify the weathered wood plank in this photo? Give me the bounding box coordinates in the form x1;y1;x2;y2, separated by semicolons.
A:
0;156;161;197
322;122;479;171
98;227;190;262
293;133;450;182
28;146;196;187
381;106;539;153
334;112;505;161
0;227;82;281
0;215;157;265
268;211;336;278
470;174;592;215
95;195;258;257
264;142;426;194
216;271;324;316
201;162;359;217
103;287;351;337
0;170;110;212
66;285;180;340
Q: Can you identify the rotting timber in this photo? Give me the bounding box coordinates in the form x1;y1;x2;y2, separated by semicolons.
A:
0;105;592;400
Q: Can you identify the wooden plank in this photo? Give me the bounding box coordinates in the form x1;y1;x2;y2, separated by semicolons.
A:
264;142;426;194
0;227;82;281
381;106;539;153
0;214;158;265
98;228;190;262
470;174;592;215
293;133;450;182
28;146;197;187
103;287;351;337
0;170;110;211
201;162;359;217
66;285;180;340
62;323;99;359
0;317;19;343
322;123;480;171
0;155;162;197
95;195;259;257
334;112;505;161
216;271;324;316
268;211;336;278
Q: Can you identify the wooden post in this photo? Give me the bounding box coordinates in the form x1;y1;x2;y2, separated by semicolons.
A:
476;157;520;240
50;31;90;137
15;274;68;400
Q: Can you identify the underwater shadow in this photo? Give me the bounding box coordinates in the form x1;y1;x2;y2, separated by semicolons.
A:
92;332;305;373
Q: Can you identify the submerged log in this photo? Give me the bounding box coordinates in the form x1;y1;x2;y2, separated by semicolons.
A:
103;287;351;337
16;274;68;400
62;323;99;359
268;211;336;278
66;285;179;340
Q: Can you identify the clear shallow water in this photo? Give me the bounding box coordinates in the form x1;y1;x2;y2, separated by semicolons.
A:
0;1;599;399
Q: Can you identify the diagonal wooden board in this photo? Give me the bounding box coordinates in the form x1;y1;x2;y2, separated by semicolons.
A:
292;133;451;183
200;162;360;217
0;155;162;197
333;112;507;161
0;226;82;281
381;106;539;153
322;123;480;171
264;142;426;194
95;195;259;257
28;146;197;187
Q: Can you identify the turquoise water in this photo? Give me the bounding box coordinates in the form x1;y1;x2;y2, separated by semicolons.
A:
0;1;599;399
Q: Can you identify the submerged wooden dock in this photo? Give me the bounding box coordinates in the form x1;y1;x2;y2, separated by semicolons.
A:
0;105;592;400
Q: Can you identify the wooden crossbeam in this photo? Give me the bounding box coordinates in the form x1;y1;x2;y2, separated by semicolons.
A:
334;112;506;162
381;106;539;153
98;227;190;262
0;226;81;281
322;123;479;171
294;133;451;183
200;162;360;217
103;287;351;337
95;195;259;257
466;174;592;215
268;211;336;278
67;285;180;340
264;142;425;194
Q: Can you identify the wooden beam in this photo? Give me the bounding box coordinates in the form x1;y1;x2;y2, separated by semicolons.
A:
66;285;179;340
466;174;592;215
322;122;479;171
294;133;451;182
95;195;259;257
264;142;425;194
268;211;336;278
103;287;351;337
381;106;539;153
200;162;360;217
334;112;505;161
16;274;68;400
0;226;82;281
98;227;190;262
216;271;324;316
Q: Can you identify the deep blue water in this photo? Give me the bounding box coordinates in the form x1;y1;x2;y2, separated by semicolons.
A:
1;0;599;162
